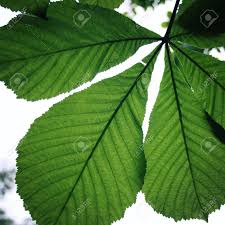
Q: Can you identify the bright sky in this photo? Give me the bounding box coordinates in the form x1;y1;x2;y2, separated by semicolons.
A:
0;1;224;225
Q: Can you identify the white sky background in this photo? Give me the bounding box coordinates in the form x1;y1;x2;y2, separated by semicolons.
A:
0;0;224;225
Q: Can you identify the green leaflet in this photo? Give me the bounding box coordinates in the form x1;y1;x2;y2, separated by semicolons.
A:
171;0;225;48
79;0;123;9
143;46;225;221
0;0;49;17
171;42;225;130
0;1;159;101
16;47;160;225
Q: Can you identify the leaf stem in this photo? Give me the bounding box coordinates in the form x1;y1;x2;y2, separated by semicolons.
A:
163;0;181;43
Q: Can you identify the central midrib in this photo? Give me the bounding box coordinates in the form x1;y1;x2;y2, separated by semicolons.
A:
1;37;159;65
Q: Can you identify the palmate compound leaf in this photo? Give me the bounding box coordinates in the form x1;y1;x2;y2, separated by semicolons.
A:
79;0;124;9
16;46;161;225
171;0;225;48
0;0;49;17
0;1;160;101
171;42;225;130
7;0;225;223
143;45;225;221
